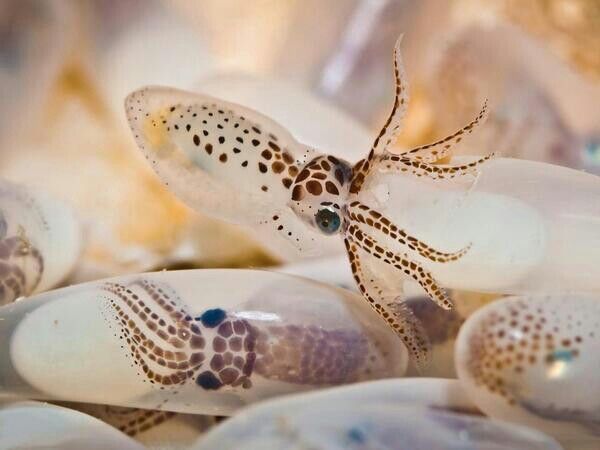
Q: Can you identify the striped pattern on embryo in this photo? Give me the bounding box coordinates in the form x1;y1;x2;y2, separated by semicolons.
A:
100;278;381;393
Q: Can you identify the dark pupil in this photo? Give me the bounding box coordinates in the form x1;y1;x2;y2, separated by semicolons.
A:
316;208;340;234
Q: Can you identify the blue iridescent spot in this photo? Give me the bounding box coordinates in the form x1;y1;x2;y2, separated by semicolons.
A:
195;371;223;390
347;426;366;443
196;308;226;328
552;349;574;362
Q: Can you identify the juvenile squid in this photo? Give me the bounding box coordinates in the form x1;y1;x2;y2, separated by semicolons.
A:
125;37;494;368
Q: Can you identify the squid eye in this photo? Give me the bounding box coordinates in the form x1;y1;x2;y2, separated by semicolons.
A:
315;208;341;235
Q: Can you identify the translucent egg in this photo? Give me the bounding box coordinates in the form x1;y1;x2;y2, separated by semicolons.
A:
456;294;600;449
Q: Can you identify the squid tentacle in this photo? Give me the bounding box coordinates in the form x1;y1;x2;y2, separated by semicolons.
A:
344;238;431;369
103;282;198;348
345;223;453;310
108;301;199;386
347;201;471;263
103;282;205;387
132;280;196;327
370;35;410;157
396;100;489;163
350;36;409;194
110;299;200;372
380;152;495;180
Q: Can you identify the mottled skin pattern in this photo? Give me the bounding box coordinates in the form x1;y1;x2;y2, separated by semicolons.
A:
101;278;379;393
125;36;494;369
151;103;301;193
462;296;600;435
459;296;600;435
464;298;588;405
0;212;43;305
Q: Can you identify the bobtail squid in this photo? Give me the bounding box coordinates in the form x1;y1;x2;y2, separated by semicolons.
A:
124;37;494;368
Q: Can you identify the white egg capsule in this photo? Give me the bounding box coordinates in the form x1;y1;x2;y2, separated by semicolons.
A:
0;401;145;450
0;180;81;305
0;269;407;415
456;294;600;448
193;378;561;450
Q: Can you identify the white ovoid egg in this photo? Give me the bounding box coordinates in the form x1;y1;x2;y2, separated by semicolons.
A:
456;294;600;449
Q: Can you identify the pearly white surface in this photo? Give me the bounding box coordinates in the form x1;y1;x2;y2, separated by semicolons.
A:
193;378;561;450
11;290;150;402
0;401;145;450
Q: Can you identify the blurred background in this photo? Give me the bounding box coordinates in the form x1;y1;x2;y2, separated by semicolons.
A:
1;0;599;283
